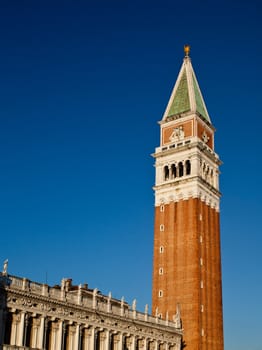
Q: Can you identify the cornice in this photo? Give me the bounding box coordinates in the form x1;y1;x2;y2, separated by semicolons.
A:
3;287;182;341
152;141;221;165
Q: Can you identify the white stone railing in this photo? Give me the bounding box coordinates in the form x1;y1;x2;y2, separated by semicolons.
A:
7;275;178;329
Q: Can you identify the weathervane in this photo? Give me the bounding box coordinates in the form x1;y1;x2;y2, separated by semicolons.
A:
184;44;190;57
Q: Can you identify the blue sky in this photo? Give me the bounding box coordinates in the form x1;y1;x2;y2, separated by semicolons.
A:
0;1;261;349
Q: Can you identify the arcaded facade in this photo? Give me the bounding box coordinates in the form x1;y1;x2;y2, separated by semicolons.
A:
0;271;182;350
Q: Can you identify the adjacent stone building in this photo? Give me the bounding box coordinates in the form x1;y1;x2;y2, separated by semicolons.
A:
0;272;182;350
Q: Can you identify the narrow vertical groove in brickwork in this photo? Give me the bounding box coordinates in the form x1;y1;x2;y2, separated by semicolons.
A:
206;204;211;350
210;207;216;349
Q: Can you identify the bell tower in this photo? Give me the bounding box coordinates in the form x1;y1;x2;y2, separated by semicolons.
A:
152;46;223;350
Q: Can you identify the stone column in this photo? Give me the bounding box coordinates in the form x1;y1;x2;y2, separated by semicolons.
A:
102;330;110;350
38;316;45;349
68;325;77;349
10;313;20;345
31;317;41;348
17;311;25;346
99;330;109;350
119;333;124;350
126;335;135;350
85;327;94;350
74;324;81;350
56;320;63;350
112;333;121;350
106;330;111;350
141;338;147;350
51;321;60;350
92;327;97;350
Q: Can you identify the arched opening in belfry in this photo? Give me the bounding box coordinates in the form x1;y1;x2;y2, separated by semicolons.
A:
205;166;209;182
210;169;214;186
185;160;191;175
164;166;169;181
202;163;206;178
178;162;184;177
171;164;177;178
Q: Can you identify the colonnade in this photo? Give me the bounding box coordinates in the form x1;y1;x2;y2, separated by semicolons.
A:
200;161;219;189
163;160;191;182
3;310;178;350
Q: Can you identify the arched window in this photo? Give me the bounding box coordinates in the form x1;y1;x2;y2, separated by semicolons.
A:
171;164;177;178
185;160;191;175
178;162;184;177
164;165;169;181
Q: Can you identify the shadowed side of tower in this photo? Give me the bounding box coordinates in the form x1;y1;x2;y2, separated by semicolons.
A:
152;47;224;350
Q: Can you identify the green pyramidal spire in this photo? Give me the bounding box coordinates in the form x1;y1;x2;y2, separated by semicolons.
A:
163;47;211;123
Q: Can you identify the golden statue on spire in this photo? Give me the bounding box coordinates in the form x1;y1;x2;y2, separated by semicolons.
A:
184;44;190;57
